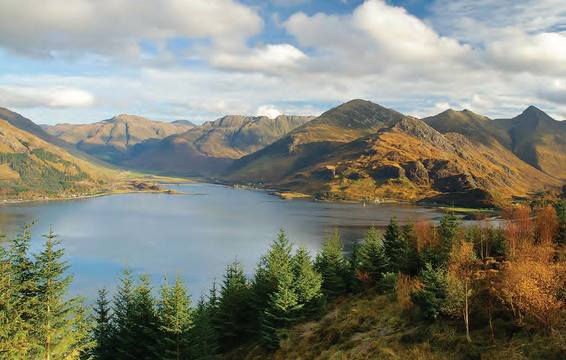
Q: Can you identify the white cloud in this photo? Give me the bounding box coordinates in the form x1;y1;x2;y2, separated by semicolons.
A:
0;86;94;108
256;105;282;119
0;0;262;58
210;44;307;72
284;0;473;78
486;30;566;75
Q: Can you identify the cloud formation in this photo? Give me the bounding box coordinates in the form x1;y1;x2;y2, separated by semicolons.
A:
0;86;95;108
0;0;565;124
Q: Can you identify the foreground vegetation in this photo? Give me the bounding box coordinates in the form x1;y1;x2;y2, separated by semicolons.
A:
0;199;565;359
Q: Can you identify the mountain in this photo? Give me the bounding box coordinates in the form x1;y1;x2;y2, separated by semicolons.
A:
0;109;115;200
0;107;71;149
46;114;194;162
119;114;313;176
171;119;196;126
227;100;404;183
228;101;559;207
422;109;509;146
493;106;566;180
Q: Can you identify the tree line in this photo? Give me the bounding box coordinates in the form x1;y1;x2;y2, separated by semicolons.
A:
0;199;565;359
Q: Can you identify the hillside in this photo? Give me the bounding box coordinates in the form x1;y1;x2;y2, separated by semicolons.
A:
493;106;566;180
228;101;560;207
227;100;404;183
119;114;312;176
0;110;116;200
46;114;194;162
233;291;566;360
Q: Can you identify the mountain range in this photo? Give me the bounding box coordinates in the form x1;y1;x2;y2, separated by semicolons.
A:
45;114;194;162
3;100;565;206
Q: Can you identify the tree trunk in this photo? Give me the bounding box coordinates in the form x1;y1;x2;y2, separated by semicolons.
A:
464;280;471;343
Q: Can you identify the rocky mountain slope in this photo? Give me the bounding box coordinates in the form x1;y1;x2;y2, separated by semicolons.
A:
227;101;561;207
119;115;313;176
227;100;404;183
0;108;115;200
493;106;566;180
46;114;194;162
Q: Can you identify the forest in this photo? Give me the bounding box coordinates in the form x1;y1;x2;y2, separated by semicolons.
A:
0;199;565;359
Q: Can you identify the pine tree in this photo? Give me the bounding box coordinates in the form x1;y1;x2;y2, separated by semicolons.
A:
261;271;299;350
0;243;30;357
357;227;388;286
113;269;137;360
254;230;294;313
402;224;422;276
9;225;38;336
382;218;407;273
130;275;160;359
410;263;448;320
315;230;350;297
92;288;114;360
159;276;192;360
215;261;253;351
291;246;323;318
33;228;92;359
189;297;218;360
438;214;461;266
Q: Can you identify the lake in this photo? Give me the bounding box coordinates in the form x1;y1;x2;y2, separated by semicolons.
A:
0;183;446;301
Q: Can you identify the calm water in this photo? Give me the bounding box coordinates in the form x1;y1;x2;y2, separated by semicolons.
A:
0;183;445;300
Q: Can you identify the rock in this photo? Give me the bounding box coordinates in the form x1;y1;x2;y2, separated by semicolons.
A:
370;165;405;181
402;161;429;185
418;188;496;208
433;174;476;192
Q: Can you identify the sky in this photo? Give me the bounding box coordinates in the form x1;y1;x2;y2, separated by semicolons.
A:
0;0;565;124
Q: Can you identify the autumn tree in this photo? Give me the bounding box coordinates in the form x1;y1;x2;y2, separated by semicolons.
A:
534;205;559;245
442;241;477;342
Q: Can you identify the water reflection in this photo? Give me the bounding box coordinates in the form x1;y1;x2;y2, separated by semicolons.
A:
0;183;446;300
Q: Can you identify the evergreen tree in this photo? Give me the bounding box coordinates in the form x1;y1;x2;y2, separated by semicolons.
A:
9;225;38;335
112;269;137;360
92;288;114;360
261;267;299;349
33;228;92;359
357;227;388;287
410;263;448;320
254;230;294;313
291;246;323;318
189;297;218;360
159;276;192;360
0;243;30;357
438;214;461;266
215;261;253;351
402;224;422;276
130;275;160;359
315;230;350;297
382;218;407;273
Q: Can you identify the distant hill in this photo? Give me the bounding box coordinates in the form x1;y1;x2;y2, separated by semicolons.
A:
493;106;566;180
227;101;560;207
119;115;313;176
45;114;194;162
0;109;115;200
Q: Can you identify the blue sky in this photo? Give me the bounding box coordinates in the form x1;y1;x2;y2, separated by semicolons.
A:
0;0;565;124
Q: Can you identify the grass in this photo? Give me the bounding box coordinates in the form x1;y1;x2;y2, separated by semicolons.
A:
230;291;566;360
